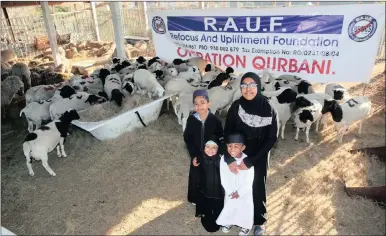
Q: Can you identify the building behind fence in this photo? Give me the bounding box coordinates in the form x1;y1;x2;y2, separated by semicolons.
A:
1;1;385;60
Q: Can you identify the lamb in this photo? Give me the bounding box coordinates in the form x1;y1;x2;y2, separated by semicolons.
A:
98;68;111;85
122;74;144;96
130;69;166;98
324;83;350;101
20;85;77;132
11;62;31;91
293;93;333;130
173;92;194;131
201;64;222;84
1;75;24;118
296;80;315;94
207;76;240;115
104;74;126;106
22;110;80;177
268;88;298;140
49;92;106;120
293;100;323;143
25;81;74;104
208;67;234;89
321;96;371;143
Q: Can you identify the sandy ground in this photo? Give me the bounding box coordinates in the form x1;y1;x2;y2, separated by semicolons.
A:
1;63;385;235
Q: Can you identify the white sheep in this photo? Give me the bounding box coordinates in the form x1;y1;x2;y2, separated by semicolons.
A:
1;75;24;118
131;69;165;98
25;81;72;104
324;83;350;102
49;92;106;120
104;74;126;106
122;74;144;96
173;92;194;131
268;88;298;140
321;96;371;143
277;74;303;82
22;110;80;176
293;100;323;143
208;77;240;115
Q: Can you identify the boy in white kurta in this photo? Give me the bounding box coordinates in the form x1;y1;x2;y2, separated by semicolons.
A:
216;133;255;236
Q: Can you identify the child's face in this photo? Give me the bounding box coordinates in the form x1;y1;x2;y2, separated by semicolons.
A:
204;144;218;157
227;143;245;158
194;96;210;115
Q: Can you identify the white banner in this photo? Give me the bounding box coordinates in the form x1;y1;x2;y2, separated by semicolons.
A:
148;4;385;83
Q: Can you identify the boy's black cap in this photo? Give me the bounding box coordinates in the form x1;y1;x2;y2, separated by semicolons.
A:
226;133;245;144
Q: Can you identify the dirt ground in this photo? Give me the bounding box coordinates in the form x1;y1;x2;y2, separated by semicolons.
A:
1;64;385;235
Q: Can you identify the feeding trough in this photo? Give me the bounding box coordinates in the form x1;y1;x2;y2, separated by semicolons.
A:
71;93;176;141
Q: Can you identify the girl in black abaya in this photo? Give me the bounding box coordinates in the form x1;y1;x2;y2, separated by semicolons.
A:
223;72;278;236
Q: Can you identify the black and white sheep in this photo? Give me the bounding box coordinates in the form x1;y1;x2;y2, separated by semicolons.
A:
20;85;77;132
49;92;106;120
325;83;350;101
104;74;126;107
201;64;222;84
177;65;202;83
25;81;74;105
172;58;189;72
208;67;234;89
322;96;371;143
268;88;298;140
23;110;80;177
293;100;323;143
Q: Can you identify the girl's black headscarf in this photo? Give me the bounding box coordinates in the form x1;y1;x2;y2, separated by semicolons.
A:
239;72;272;117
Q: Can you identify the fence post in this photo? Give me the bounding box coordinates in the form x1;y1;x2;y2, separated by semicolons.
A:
2;7;16;43
41;1;61;67
110;2;126;59
91;2;101;41
201;1;205;9
143;2;149;32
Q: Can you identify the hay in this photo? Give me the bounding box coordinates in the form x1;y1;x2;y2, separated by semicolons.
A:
78;94;154;122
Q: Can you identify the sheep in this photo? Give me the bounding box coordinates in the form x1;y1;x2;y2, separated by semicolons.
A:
293;100;323;143
172;58;189;72
25;81;73;104
148;61;164;73
207;76;240;115
201;64;222;84
70;75;92;92
122;74;144;96
1;75;24;118
11;62;31;91
208;67;234;89
49;92;106;120
23;110;80;176
277;74;303;82
268;88;298;140
297;80;315;94
98;68;111;85
173;92;194;131
177;65;202;83
111;59;131;73
321;96;371;143
130;69;166;98
104;74;126;106
20;85;77;132
324;83;350;101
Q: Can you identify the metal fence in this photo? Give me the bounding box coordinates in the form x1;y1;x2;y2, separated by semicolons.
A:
1;2;385;61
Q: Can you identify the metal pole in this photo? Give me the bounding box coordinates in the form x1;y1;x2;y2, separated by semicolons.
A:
143;1;149;32
109;2;126;59
41;1;61;67
91;2;101;41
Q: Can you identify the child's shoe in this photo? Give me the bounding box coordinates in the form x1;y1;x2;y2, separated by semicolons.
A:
239;228;250;235
222;225;232;233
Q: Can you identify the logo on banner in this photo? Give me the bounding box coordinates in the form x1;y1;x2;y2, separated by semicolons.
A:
348;15;377;42
152;16;166;34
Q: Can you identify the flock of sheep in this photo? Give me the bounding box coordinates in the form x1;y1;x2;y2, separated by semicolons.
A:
0;55;372;177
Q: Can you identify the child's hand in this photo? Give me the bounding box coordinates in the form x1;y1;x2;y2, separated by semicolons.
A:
228;162;239;174
192;157;200;167
238;160;249;170
231;191;240;199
